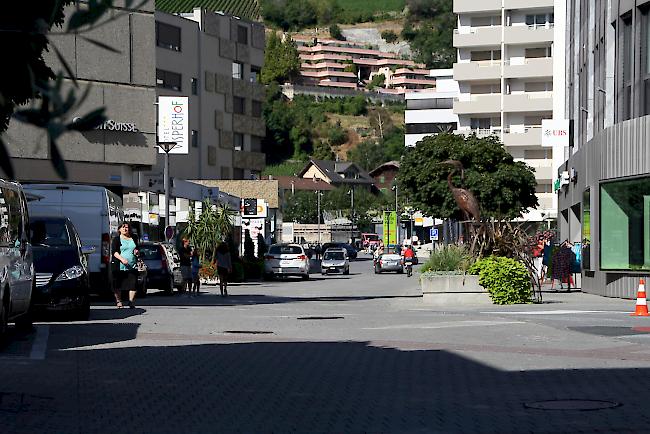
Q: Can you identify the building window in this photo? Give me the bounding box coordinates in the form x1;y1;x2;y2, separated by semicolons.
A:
191;130;199;147
156;69;182;91
525;47;551;58
233;96;245;115
191;78;198;95
207;146;217;166
379;175;385;183
600;176;650;271
221;167;231;180
250;66;261;83
406;98;453;110
237;25;248;44
234;133;244;151
643;9;650;115
156;21;181;51
524;82;553;92
525;13;553;29
405;122;456;134
232;62;243;80
470;50;501;62
252;100;262;118
621;16;633;120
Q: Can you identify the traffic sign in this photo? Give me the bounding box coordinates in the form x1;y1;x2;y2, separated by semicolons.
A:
430;227;439;241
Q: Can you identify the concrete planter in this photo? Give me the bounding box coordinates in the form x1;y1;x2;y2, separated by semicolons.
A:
420;273;492;305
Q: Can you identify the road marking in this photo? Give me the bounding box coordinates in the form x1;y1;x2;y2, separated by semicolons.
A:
482;310;629;315
362;320;523;330
29;325;49;360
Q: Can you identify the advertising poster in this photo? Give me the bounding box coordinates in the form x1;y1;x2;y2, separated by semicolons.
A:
158;96;189;154
383;211;397;246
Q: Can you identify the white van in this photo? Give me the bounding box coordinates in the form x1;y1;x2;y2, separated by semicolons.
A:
23;184;123;293
0;179;34;336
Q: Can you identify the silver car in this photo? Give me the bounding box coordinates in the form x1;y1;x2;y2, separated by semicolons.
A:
321;248;349;275
264;244;310;280
374;252;404;274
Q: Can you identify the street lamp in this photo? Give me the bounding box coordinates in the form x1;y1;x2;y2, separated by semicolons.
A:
315;189;323;245
155;141;178;240
347;188;354;244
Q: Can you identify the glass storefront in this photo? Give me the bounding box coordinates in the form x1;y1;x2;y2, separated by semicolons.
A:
582;188;591;270
600;176;650;270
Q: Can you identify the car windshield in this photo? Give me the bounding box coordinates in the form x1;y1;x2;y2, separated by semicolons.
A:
139;245;161;260
269;245;302;254
30;220;72;246
324;251;345;260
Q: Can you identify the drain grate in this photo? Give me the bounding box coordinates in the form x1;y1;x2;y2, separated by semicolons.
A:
524;399;621;411
223;330;274;334
297;316;344;320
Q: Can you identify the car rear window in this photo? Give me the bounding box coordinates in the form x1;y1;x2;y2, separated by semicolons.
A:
139;245;162;260
269;245;302;254
324;251;345;260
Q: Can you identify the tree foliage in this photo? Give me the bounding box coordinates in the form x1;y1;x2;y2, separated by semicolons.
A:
367;74;386;90
184;200;236;262
381;30;398;43
329;24;345;40
401;0;455;68
261;32;301;85
347;126;404;171
398;133;538;220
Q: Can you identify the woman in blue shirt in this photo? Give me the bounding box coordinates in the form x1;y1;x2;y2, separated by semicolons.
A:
111;222;139;308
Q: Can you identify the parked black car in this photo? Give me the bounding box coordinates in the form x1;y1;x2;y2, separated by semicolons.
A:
138;242;176;294
321;242;358;260
30;216;93;320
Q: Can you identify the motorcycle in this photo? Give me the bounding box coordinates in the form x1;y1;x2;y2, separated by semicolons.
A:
404;256;414;277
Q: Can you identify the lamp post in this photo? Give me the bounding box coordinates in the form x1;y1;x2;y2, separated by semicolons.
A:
155;141;178;240
347;188;354;244
408;207;414;246
315;189;323;245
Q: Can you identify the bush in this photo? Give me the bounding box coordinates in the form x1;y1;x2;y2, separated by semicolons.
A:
328;125;348;146
381;30;398;43
420;244;473;273
329;24;345;40
469;257;532;305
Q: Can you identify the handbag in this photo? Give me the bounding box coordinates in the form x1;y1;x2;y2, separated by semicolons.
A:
136;258;148;273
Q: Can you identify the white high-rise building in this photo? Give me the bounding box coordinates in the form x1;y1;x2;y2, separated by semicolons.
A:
453;0;566;220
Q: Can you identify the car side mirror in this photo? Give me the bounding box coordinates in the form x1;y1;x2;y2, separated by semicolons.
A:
81;245;96;255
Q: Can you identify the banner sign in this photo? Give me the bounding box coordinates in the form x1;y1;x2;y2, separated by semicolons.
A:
383;211;397;246
158;96;189;154
541;119;570;148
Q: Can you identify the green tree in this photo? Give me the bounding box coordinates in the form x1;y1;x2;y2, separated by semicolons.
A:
260;0;317;30
312;141;335;160
329;24;345;40
381;30;398;43
347;140;388;172
366;73;386;90
283;191;320;223
261;32;301;85
327;124;348;146
184;200;236;262
398;133;538;220
401;0;455;68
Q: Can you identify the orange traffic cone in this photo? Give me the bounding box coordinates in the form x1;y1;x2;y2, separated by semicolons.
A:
631;279;649;317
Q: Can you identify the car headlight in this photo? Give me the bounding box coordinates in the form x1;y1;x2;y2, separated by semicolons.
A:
55;266;84;281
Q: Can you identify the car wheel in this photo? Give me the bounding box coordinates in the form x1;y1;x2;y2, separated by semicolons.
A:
302;274;309;280
74;296;91;321
343;268;349;275
397;268;404;274
163;277;174;295
263;273;274;281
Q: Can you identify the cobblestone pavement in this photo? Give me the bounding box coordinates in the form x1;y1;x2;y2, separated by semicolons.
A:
2;254;650;433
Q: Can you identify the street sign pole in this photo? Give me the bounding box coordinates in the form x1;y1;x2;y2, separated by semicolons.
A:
156;141;178;240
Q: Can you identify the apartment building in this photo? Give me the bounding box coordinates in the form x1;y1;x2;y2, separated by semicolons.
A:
453;0;566;220
558;0;650;298
295;37;435;94
154;8;266;183
405;69;460;147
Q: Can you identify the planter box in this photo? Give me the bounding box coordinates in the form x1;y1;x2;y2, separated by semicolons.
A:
420;274;492;305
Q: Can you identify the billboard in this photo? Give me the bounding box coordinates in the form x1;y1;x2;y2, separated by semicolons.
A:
541;119;570;148
158;96;189;154
383;211;397;246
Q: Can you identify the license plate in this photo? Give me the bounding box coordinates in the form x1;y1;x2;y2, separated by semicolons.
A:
281;261;292;266
385;261;395;266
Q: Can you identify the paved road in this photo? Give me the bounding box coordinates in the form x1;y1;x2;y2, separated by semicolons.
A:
2;253;650;433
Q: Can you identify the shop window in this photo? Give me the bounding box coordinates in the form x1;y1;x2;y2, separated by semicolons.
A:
156;22;181;51
582;188;591;270
600;177;650;270
156;69;182;91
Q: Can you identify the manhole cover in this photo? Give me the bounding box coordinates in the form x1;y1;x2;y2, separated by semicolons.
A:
524;399;620;411
297;316;344;320
223;330;274;334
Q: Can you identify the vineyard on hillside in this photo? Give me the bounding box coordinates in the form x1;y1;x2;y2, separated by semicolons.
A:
155;0;261;20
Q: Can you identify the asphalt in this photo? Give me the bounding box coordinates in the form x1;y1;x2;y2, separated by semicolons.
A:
1;252;650;433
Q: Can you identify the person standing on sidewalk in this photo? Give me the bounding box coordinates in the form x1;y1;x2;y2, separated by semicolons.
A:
215;243;232;297
111;222;139;309
190;247;201;296
179;238;193;293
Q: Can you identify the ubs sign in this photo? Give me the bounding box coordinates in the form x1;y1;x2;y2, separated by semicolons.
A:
541;119;570;148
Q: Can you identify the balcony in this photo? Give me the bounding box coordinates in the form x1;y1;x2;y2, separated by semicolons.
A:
504;58;552;79
502;127;542;146
503;92;553;113
504;25;554;45
453;94;501;114
453;61;501;82
504;0;554;9
233;150;266;172
454;0;501;13
453;26;502;48
456;128;502;139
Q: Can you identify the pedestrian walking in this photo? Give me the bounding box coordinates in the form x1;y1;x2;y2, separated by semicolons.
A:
111;222;139;309
191;247;201;296
179;238;193;293
215;243;232;297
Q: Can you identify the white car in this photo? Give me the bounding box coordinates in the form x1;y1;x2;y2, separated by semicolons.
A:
264;244;310;280
374;250;404;274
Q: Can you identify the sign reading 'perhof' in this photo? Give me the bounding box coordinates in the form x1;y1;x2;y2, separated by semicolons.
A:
541;119;570;148
158;96;189;154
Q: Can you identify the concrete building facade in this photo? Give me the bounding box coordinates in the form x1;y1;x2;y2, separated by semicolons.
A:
558;0;650;298
404;69;460;147
5;1;157;190
153;8;266;183
453;0;566;220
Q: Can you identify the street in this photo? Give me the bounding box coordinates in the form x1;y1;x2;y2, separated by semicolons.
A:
2;253;650;433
